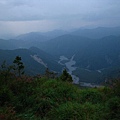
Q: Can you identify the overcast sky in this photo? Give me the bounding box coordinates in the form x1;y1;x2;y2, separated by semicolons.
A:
0;0;120;38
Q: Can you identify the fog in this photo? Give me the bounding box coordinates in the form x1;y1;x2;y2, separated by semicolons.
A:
0;0;120;38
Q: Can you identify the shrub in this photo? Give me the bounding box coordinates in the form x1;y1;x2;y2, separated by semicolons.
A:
106;97;120;119
35;98;56;118
0;106;19;120
47;102;82;120
106;78;120;97
112;79;120;97
79;88;103;104
97;86;113;101
32;79;80;118
60;69;72;82
47;102;105;120
0;86;15;106
9;79;36;113
40;80;79;103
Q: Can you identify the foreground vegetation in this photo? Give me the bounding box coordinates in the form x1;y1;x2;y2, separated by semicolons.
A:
0;57;120;120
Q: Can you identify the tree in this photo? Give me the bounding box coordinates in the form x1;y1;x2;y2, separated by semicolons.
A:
45;68;50;78
45;68;57;79
13;56;24;77
0;61;14;81
60;69;72;82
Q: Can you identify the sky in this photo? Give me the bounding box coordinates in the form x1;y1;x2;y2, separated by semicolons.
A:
0;0;120;38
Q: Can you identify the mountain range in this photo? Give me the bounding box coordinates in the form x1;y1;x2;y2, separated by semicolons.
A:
71;27;120;39
0;26;120;84
0;47;62;75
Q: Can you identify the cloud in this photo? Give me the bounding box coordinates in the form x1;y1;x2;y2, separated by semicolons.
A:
0;0;120;37
0;20;58;36
0;0;120;21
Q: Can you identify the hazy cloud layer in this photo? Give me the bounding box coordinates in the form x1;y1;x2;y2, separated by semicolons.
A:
0;0;120;37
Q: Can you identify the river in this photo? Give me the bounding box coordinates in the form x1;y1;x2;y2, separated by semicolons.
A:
58;55;79;84
65;55;79;84
58;55;101;87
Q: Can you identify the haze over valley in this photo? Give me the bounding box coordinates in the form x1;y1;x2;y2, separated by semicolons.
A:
0;26;120;85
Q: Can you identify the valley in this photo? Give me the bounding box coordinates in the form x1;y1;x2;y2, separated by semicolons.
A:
58;55;79;84
58;55;102;87
1;1;120;119
0;26;120;85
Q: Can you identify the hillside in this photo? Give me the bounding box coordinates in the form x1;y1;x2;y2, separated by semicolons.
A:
0;27;120;83
37;35;120;70
0;71;120;119
0;39;17;49
0;48;63;75
16;32;50;42
71;26;120;39
38;34;94;57
37;35;120;83
75;35;120;70
15;29;68;41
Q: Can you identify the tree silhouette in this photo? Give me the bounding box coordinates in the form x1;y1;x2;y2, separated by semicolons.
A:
13;56;24;77
60;69;72;82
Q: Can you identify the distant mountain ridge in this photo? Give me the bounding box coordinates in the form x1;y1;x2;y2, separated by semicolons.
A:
15;29;69;42
0;26;120;83
16;32;50;42
15;26;120;42
1;26;120;50
38;34;94;57
71;26;120;39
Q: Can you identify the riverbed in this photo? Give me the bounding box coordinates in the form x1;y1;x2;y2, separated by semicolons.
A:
58;55;101;87
58;55;79;84
65;55;79;84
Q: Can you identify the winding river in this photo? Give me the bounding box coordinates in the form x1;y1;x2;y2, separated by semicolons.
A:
65;55;79;84
58;55;79;84
58;55;101;87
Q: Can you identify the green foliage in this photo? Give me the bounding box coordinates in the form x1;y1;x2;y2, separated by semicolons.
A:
35;98;56;118
0;61;15;85
47;102;82;120
0;106;19;120
60;69;72;82
0;60;120;119
110;78;120;97
106;97;120;120
79;88;103;104
40;80;79;103
0;86;15;106
45;68;57;79
47;102;105;120
97;86;114;102
13;56;24;77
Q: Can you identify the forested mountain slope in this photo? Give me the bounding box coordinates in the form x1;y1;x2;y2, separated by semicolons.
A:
0;48;62;75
